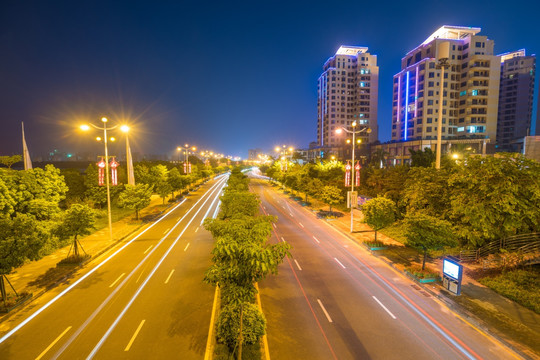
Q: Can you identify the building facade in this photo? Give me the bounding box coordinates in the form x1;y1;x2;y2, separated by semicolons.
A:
317;46;379;150
391;26;501;143
496;50;536;152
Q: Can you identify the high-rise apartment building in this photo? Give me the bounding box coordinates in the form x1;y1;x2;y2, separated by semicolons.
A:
317;46;378;149
497;49;536;152
391;26;501;142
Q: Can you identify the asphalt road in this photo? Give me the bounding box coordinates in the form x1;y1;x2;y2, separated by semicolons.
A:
0;174;228;360
252;179;522;360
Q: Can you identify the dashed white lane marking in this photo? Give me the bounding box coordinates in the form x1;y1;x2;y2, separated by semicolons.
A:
35;326;72;360
143;245;153;254
195;227;199;233
317;299;333;323
290;213;293;217
163;228;170;234
280;237;285;242
313;236;320;243
124;320;146;351
109;273;126;288
184;243;190;251
373;296;397;319
299;222;304;228
334;258;346;269
165;269;175;284
272;223;276;228
294;259;302;271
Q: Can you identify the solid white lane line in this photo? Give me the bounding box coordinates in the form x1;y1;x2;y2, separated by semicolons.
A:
294;259;302;271
43;177;230;359
299;222;304;228
373;296;396;320
317;299;333;323
35;326;72;360
165;270;175;284
313;236;320;243
184;243;190;251
334;258;346;269
163;228;170;234
212;200;221;219
124;320;146;351
195;227;199;233
143;245;153;254
86;177;230;360
136;270;145;283
109;273;126;288
290;213;293;217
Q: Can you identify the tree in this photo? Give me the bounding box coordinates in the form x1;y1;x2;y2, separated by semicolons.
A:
167;167;184;199
319;185;343;212
58;204;96;258
0;155;22;169
0;214;47;304
409;148;435;167
402;212;456;270
61;169;87;203
118;184;153;220
362;197;396;242
219;191;260;220
448;154;540;247
402;167;452;218
216;302;266;350
0;176;16;219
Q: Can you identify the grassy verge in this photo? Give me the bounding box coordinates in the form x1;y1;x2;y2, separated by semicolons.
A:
476;266;540;314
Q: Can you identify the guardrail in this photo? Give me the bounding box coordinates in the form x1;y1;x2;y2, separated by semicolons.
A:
460;232;540;263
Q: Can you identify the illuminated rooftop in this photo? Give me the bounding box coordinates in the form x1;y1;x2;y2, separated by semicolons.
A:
421;25;481;46
499;49;526;63
335;45;369;56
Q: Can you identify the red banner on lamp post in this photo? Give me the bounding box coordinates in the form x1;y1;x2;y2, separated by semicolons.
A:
345;161;351;187
97;158;106;186
355;161;361;187
110;158;119;186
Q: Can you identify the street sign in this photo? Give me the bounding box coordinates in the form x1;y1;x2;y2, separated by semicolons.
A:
442;256;463;295
347;191;358;208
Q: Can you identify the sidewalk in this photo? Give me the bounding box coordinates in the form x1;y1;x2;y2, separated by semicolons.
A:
0;194;171;319
326;207;540;359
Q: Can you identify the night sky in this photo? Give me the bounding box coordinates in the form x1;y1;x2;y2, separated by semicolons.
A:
1;0;539;159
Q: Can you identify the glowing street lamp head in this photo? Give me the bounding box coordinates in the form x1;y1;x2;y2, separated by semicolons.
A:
288;147;293;152
120;125;130;133
96;136;102;141
192;146;197;151
184;143;189;148
346;139;351;144
275;147;280;152
80;124;90;131
101;117;108;123
452;153;459;159
352;121;357;127
335;128;342;134
110;137;116;142
357;139;362;144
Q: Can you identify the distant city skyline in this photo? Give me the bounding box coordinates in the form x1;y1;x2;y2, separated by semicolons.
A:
1;0;538;159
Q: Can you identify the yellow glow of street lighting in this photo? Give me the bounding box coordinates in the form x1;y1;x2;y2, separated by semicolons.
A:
96;136;102;141
110;137;116;142
288;147;293;152
120;125;130;133
346;139;351;144
80;124;90;131
352;121;357;127
330;155;335;160
184;143;189;147
177;147;181;151
275;147;280;152
452;153;459;159
101;117;108;123
192;146;197;151
357;139;362;144
336;128;342;134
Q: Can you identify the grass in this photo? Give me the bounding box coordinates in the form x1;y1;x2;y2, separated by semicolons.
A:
477;266;540;314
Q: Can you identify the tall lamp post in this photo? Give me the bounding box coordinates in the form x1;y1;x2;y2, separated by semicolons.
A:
80;117;120;242
435;41;451;169
336;121;371;232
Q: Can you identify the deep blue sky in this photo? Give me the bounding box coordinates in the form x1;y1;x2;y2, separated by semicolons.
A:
1;0;538;159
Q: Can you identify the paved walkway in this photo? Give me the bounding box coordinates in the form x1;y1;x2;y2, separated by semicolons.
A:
325;207;540;359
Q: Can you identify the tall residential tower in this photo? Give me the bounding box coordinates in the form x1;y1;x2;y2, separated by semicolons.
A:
497;49;536;152
391;26;501;142
317;46;379;149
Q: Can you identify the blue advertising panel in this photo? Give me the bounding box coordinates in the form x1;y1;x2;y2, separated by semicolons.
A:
442;257;463;295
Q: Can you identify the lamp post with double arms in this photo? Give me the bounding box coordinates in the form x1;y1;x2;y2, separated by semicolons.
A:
80;117;120;242
336;121;371;233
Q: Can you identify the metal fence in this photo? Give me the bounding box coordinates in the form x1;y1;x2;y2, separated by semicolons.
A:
459;232;540;262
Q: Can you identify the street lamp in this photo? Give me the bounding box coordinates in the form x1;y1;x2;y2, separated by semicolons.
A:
80;117;121;242
336;121;371;233
435;41;451;169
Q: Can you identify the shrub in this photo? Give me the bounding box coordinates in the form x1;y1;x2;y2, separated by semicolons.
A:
216;302;266;349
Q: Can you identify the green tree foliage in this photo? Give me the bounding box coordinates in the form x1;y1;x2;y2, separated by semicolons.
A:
216;303;266;349
57;204;96;258
118;184;153;220
167;167;183;198
0;177;16;219
0;155;22;169
409;148;435;167
402;212;456;270
84;164;123;208
362;197;396;241
219;191;260;220
0;214;48;302
61;169;87;203
448;154;540;247
402;167;453;218
319;185;344;212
